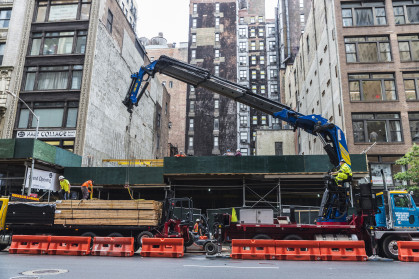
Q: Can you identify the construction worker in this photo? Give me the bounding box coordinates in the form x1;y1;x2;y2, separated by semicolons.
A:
59;176;71;200
331;159;352;187
193;219;203;235
175;151;186;157
235;149;242;156
81;180;93;200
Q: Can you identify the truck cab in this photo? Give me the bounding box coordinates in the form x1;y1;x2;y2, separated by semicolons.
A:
375;191;419;229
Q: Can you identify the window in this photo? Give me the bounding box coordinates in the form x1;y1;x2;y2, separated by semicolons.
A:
239;56;246;65
394;195;412;208
106;9;113;33
393;1;419;24
348;73;396;101
35;0;91;22
214;136;219;147
190;100;195;112
260;70;265;79
189;118;194;130
306;36;310;53
268;27;275;36
260;85;265;94
251;84;257;93
215;17;220;27
191;49;196;59
341;2;386;26
240;132;247;142
252;116;257;125
275;142;283;155
240;115;247;126
261;116;267;125
252;132;256;141
409;112;419;142
239;70;247;80
251;70;257;79
260;56;265;64
403;72;419;100
269;55;277;64
157;113;161;127
192;34;196;43
352;113;403;143
250;16;255;23
240;103;247;110
250;41;256;50
215;33;220;42
258;16;263;23
239;42;246;51
239;17;244;24
270;69;278;79
0;43;4;65
214;99;219;109
215;49;220;58
192;18;197;28
250;28;256;37
214;65;219;76
239;28;246;37
0;9;11;28
215;3;220;13
169;81;173;88
189;136;193;148
398;34;419;61
214;118;219;130
240;148;248;156
251;55;256;65
17;101;78;129
344;36;391;63
193;3;197;13
269;41;276;50
24;65;83;91
41;32;74;55
259;41;264;50
271;84;278;93
300;14;305;25
258;28;264;37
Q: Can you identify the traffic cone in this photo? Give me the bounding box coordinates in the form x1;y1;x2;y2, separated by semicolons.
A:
231;208;238;223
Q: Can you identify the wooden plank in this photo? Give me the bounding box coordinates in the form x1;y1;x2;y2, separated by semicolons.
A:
55;200;162;210
54;210;159;219
54;219;159;226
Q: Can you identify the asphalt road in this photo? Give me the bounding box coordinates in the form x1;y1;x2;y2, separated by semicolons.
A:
1;251;418;279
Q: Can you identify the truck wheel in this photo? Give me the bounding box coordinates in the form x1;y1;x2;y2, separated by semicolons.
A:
107;233;123;237
0;244;8;251
382;235;400;260
137;231;153;247
283;234;303;240
205;242;218;255
253;234;272;240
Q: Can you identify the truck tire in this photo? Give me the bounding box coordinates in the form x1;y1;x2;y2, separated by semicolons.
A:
137;231;153;247
382;235;400;260
184;231;195;247
205;242;218;255
253;234;272;240
283;234;303;240
107;232;123;237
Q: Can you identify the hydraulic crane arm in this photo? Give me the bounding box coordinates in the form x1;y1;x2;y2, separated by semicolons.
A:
123;55;350;168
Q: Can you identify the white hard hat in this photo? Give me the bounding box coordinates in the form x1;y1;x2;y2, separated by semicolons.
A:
196;219;200;222
59;176;64;180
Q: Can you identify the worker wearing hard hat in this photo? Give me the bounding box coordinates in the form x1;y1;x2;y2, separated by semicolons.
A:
81;180;93;200
59;176;71;200
331;159;352;187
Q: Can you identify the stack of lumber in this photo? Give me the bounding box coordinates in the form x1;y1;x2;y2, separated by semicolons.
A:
54;200;163;226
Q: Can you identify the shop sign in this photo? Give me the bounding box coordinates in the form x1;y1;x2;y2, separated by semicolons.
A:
16;130;76;139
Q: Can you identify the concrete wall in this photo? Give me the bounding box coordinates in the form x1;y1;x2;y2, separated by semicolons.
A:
256;129;295;155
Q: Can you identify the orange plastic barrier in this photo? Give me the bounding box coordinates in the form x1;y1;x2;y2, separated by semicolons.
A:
47;236;91;256
231;239;276;260
140;238;184;258
91;237;134;257
398;241;419;262
275;240;321;261
9;235;50;255
319;241;367;261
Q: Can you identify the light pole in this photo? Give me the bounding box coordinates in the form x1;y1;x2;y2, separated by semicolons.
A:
6;90;39;196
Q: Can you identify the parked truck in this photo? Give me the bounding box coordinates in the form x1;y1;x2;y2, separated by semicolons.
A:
123;56;419;259
0;196;195;252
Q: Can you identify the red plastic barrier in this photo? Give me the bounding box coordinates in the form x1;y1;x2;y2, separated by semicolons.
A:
140;238;184;258
9;235;50;255
92;237;134;257
398;241;419;262
275;240;321;261
319;241;367;261
231;239;276;260
47;236;91;256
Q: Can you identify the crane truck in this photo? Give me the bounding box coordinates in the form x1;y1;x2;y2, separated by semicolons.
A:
122;55;419;259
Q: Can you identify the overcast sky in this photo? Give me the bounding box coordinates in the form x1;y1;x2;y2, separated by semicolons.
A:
136;0;277;45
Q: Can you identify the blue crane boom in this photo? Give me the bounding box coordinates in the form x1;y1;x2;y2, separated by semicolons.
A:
123;55;350;168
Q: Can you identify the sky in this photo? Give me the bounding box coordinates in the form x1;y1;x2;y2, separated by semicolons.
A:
136;0;277;45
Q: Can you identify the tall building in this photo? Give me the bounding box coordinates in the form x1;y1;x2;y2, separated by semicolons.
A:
187;0;238;156
145;33;189;156
0;0;29;138
2;0;169;166
116;0;137;30
285;0;419;188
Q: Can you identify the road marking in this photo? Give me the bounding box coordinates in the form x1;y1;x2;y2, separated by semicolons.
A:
184;265;279;269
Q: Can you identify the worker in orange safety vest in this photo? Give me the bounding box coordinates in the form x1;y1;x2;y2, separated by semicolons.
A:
81;180;93;200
